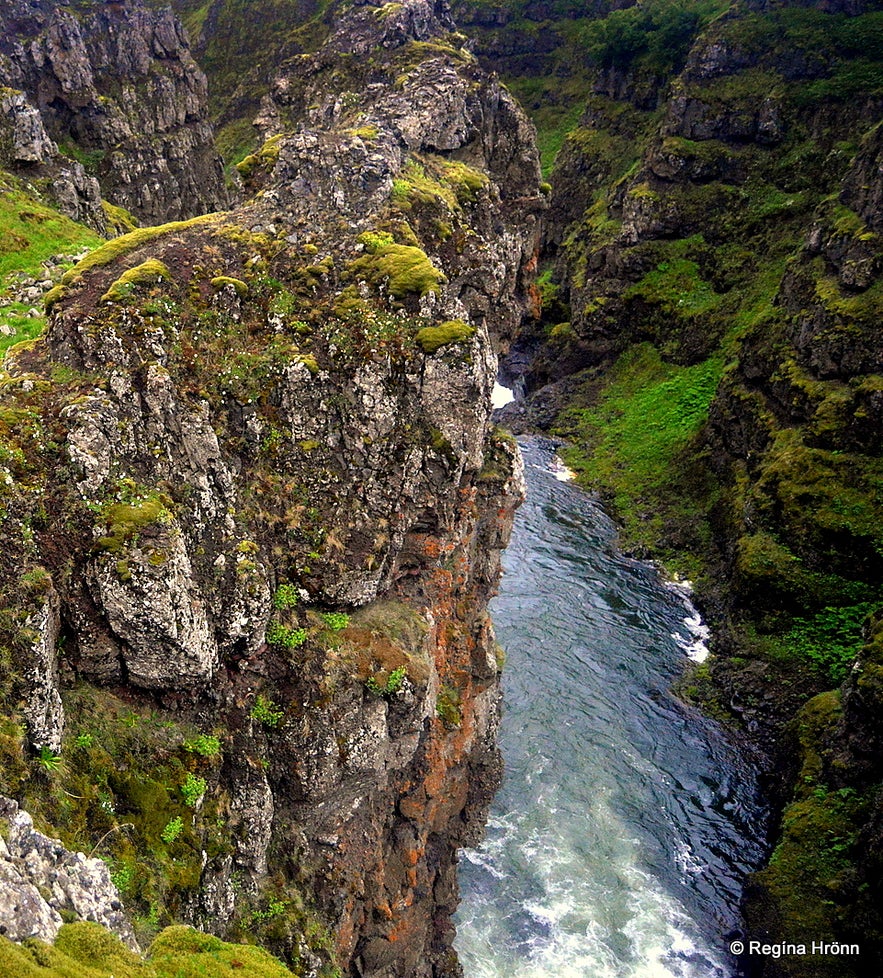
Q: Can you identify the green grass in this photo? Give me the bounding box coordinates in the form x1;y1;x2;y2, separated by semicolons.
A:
0;177;102;280
0;175;103;353
555;343;724;553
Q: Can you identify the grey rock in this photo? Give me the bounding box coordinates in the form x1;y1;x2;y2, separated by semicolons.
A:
89;526;219;691
0;796;138;950
21;587;64;753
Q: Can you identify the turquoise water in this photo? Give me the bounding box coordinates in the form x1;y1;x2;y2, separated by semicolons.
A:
455;439;766;978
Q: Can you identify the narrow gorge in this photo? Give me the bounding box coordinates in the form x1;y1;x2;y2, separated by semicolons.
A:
1;0;883;976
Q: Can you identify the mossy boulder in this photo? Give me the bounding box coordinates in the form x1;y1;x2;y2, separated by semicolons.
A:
100;260;170;304
210;275;249;298
350;235;445;299
415;319;475;354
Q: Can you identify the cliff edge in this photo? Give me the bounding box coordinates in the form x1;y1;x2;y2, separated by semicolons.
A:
0;1;544;975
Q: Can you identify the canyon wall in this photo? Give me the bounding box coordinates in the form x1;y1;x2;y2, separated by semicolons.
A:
0;1;543;975
0;0;227;227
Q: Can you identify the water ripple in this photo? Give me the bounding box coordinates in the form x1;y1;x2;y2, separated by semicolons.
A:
455;439;767;978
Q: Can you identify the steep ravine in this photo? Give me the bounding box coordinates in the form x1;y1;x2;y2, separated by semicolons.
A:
492;0;883;973
0;1;544;975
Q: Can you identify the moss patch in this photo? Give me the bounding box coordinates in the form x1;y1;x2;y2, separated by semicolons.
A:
60;215;219;286
100;260;170;304
0;921;303;978
414;319;475;354
349;235;445;298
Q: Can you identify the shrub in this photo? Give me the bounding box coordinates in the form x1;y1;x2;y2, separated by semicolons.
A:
250;695;284;728
180;773;207;808
183;734;221;758
161;817;184;844
272;584;299;610
365;665;407;697
266;622;308;650
319;611;350;632
779;603;879;684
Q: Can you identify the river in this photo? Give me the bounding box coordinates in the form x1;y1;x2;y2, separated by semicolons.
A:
455;438;767;978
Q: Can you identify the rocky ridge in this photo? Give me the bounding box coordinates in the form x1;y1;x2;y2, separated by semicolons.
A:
0;1;543;975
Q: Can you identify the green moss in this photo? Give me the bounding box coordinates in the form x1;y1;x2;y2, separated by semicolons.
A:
624;252;721;318
438;160;488;203
346;125;378;141
627;181;659;202
374;2;403;20
150;925;299;977
100;260;170;304
414;319;475;354
101;201;138;236
436;684;461;728
54;922;141;972
60;215;218;286
0;922;304;978
43;283;68;311
210;275;249;297
753;428;883;555
350;235;445;298
94;490;175;553
736;531;802;590
236;135;285;181
751;691;876;964
390;160;459;213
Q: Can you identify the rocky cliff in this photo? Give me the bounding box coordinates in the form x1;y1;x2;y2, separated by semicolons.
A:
0;0;227;227
0;1;543;975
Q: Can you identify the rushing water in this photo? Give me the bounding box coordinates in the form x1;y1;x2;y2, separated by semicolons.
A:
455;438;767;978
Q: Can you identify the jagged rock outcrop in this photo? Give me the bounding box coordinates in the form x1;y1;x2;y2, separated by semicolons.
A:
0;796;137;949
0;0;227;224
0;87;106;231
0;2;542;975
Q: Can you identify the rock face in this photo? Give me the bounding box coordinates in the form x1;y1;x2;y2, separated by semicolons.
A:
0;2;542;975
0;796;137;949
0;86;106;231
0;0;227;225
